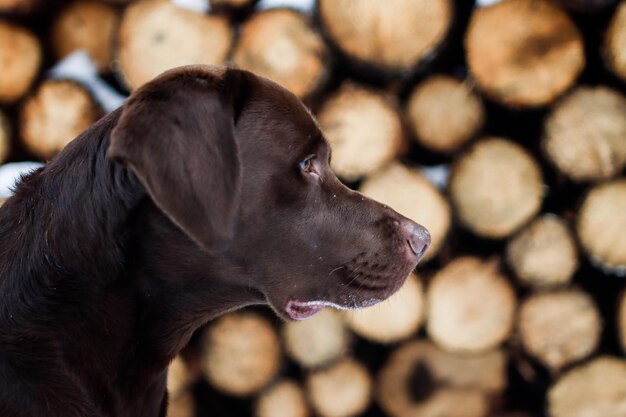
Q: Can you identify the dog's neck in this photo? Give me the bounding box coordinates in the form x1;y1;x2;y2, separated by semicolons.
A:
0;110;264;414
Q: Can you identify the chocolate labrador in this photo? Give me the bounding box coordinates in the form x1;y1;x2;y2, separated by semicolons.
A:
0;65;430;417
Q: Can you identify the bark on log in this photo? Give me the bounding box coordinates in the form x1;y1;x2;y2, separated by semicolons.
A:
317;0;453;76
0;21;42;104
360;162;451;261
283;308;349;369
343;273;424;344
543;86;626;183
465;0;584;108
548;356;626;417
52;0;119;74
405;75;485;153
427;257;516;353
20;79;102;159
518;289;602;372
576;178;626;273
506;214;578;288
317;83;405;182
201;312;281;396
116;0;232;91
449;137;544;239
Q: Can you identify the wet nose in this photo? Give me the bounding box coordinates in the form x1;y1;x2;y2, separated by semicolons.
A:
401;220;431;259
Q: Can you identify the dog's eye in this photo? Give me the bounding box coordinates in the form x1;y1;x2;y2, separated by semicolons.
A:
298;157;314;173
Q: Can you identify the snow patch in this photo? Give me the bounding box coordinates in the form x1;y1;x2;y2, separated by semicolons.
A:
171;0;211;13
0;162;44;199
256;0;315;13
48;51;127;113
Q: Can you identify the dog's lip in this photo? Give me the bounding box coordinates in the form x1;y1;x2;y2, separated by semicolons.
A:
284;298;383;320
285;300;325;320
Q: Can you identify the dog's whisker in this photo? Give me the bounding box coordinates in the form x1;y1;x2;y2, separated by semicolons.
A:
327;265;346;278
344;270;361;288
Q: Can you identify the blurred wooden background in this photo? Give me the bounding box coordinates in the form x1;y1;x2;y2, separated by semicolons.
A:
1;0;626;416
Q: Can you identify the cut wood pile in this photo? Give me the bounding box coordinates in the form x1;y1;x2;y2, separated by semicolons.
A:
1;1;625;416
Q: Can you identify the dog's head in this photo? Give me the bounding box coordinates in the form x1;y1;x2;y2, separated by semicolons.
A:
109;65;430;321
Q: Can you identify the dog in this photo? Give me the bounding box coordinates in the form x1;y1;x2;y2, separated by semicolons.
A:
0;65;430;417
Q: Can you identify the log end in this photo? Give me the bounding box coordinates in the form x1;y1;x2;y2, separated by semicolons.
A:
201;312;281;396
449;138;544;239
543;86;626;183
577;178;626;273
283;308;349;369
318;84;404;182
318;0;453;74
427;257;516;353
0;21;42;104
306;358;372;417
506;214;578;288
406;75;485;153
604;1;626;82
0;110;11;164
466;0;584;107
232;8;328;98
518;289;602;372
52;1;119;74
256;379;310;417
117;0;232;91
20;79;102;159
548;356;626;417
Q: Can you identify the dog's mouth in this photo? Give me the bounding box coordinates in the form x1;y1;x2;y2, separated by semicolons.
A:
284;300;328;320
284;298;383;320
278;250;420;321
270;226;430;321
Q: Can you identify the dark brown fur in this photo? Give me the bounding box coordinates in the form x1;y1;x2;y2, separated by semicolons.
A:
0;66;429;417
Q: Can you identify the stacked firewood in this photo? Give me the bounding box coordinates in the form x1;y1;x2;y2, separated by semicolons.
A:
1;0;626;416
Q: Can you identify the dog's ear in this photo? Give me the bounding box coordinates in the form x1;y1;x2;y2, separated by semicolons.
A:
108;67;249;251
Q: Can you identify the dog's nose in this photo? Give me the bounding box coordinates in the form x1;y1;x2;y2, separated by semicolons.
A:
400;220;431;259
